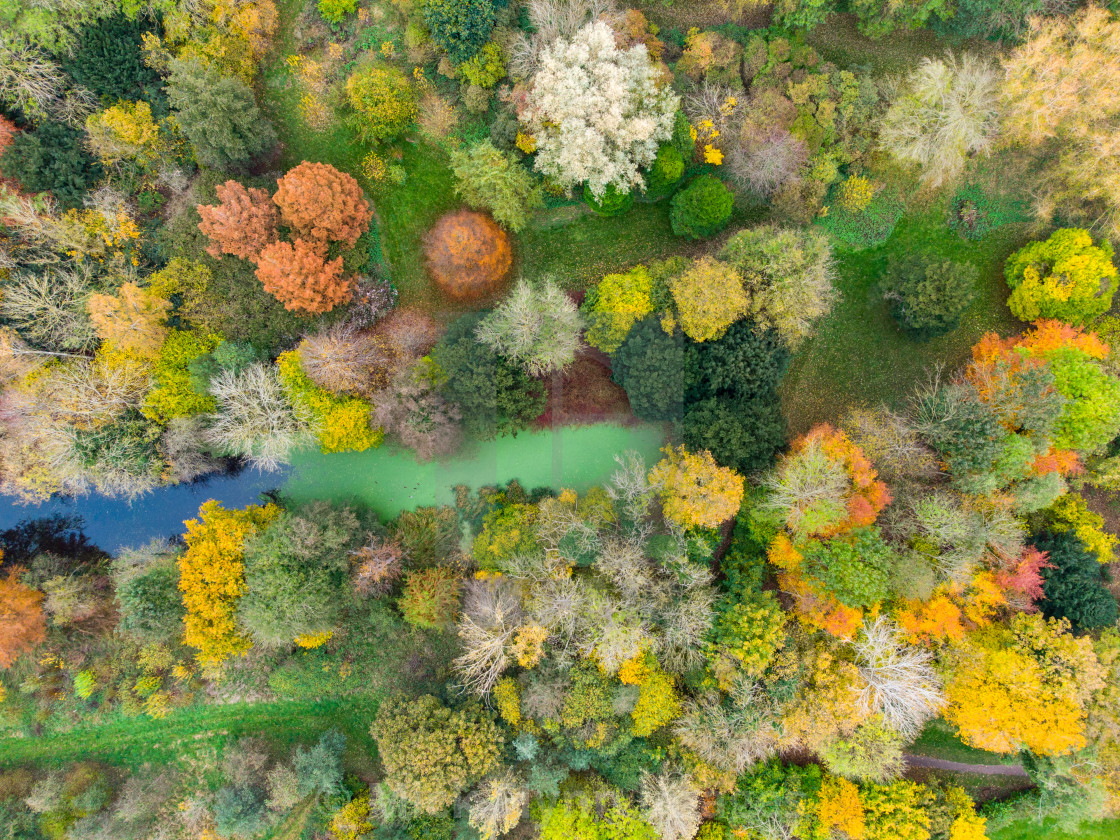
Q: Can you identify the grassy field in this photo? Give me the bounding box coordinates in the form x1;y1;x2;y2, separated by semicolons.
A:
989;817;1120;840
910;719;1019;766
779;202;1025;435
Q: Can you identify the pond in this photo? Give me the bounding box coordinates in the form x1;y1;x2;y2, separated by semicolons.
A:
0;423;666;552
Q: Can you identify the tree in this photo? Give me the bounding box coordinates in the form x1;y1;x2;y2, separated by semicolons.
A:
273;162;372;249
683;397;786;475
372;366;464;461
468;770;528;840
277;350;382;454
1001;6;1120;236
424;210;512;301
727;129;808;197
87;284;172;359
667;257;746;343
801;528;896;609
432;313;547;438
0;567;46;668
85;100;167;166
450;141;543;232
850;0;952;38
611;317;686;421
670;176;735;240
178;500;279;672
719;226;836;349
205;363;314;470
345;64;416;143
703;591;786;691
522;21;678;198
196;181;279;261
686;320;790;402
0;121;102;210
881;254;978;340
421;0;497;63
399;566;462;629
59;14;163;105
649;445;745;530
879;54;999;187
166;58;276;169
1033;530;1119;631
640;772;701;840
239;505;359;647
298;325;396;399
1;265;99;353
853;617;945;739
582;265;656;353
475;278;583;377
111;540;185;642
820;717;906;784
255;239;353;314
371;694;503;813
1004;229;1118;325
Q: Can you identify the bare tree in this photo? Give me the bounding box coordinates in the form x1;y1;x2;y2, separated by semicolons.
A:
467;770;528;840
454;578;524;696
0;265;99;353
640;772;702;840
350;537;403;597
674;692;780;774
299;324;397;398
727;130;808;196
760;439;849;538
853;616;945;739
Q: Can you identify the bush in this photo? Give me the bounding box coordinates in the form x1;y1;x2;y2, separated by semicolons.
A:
319;0;358;23
0;121;102;210
683;397;786;475
881;254;978;340
670;175;734;239
346;64;416;143
59;14;164;107
450;141;542;232
424;210;512;301
1004;228;1118;325
1033;530;1119;631
421;0;496;63
645;144;685;199
611;317;685;421
819;187;903;250
584;183;635;217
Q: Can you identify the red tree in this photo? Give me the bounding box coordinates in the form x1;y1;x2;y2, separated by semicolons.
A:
196;180;279;261
424;210;512;301
273;161;372;248
0;567;46;669
256;238;353;314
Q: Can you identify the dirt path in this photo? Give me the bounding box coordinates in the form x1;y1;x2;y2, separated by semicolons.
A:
905;754;1029;777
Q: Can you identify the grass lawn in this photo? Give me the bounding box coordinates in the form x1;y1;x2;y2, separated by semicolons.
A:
806;13;990;74
780;203;1025;435
910;719;1019;766
908;767;1032;805
989;817;1120;840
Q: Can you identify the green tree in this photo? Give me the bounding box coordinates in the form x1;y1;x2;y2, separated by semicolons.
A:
59;14;164;107
850;0;952;38
371;695;504;813
0;121;102;210
110;541;185;642
670;175;734;240
1034;530;1119;631
801;527;896;608
611;317;685;421
432;313;547;439
421;0;497;63
683;397;786;475
1004;229;1118;325
346;63;416;143
450;140;542;232
881;254;978;340
686;320;790;402
166;58;276;169
703;590;787;691
475;278;582;377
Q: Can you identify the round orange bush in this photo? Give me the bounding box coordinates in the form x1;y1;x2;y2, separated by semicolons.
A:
424;210;512;301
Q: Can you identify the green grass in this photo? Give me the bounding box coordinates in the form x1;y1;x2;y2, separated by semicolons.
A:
989;817;1120;840
0;695;379;770
779;203;1025;435
909;719;1019;765
806;13;990;74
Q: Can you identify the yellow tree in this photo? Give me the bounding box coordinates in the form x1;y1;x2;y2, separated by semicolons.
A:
178;500;279;673
87;283;172;359
649;445;744;529
667;256;747;342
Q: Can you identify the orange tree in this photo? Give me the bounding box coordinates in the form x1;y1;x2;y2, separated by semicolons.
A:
272;161;372;249
196;180;279;261
0;565;46;669
255;238;353;314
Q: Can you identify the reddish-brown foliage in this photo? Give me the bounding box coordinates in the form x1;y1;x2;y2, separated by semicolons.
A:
256;238;353;314
424;210;512;301
351;538;403;597
273;161;372;248
372;307;442;359
0;117;20;194
197;180;279;261
536;355;631;428
0;567;46;669
299;325;398;398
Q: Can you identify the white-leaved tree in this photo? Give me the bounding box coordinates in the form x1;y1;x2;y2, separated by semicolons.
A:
521;20;678;198
475;277;583;377
853;616;945;739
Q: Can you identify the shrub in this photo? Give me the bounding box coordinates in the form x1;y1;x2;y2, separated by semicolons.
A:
670;175;734;239
668;257;747;342
196;180;279;261
611;317;685;421
424;210;512;301
346;64;417;143
1033;530;1119;631
371;694;503;812
450;141;542;232
819;187;903;250
646;144;684;199
319;0;358;23
881;254;978;340
166;58;276;169
399;567;462;629
273;161;372;249
683;397;786;475
255;239;353;314
583;183;635;217
0;121;102;210
1004;229;1118;325
421;0;496;63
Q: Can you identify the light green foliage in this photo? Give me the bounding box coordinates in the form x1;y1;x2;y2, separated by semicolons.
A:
318;0;358;23
73;670;96;700
458;42;505;88
1005;229;1118;325
582;266;655;353
703;591;787;691
475;277;583;376
819;717;905;783
539;792;658;840
450;140;543;232
860;779;932;840
850;0;952;38
801;527;895;608
646;144;684;198
371;694;503;813
1046;349;1120;452
141;330;219;424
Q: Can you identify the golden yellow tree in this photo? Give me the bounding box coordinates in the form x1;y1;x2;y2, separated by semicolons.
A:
667;256;747;342
87;283;171;359
649;445;744;529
